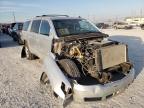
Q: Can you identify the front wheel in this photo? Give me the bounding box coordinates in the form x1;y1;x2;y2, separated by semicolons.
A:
58;59;81;79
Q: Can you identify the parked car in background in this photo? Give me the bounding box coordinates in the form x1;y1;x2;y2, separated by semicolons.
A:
140;24;144;30
8;23;16;36
96;23;109;29
113;22;133;29
0;25;2;34
11;22;23;44
21;15;135;105
1;25;10;34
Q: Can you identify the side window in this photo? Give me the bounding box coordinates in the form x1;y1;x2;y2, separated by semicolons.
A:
23;21;30;31
40;20;50;36
31;20;41;33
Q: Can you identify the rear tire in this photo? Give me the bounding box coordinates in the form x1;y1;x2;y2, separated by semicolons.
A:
40;72;49;84
58;59;81;79
24;44;34;60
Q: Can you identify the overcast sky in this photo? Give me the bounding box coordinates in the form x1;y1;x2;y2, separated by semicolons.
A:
0;0;144;23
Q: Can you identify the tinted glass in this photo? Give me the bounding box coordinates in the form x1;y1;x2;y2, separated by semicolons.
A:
40;20;50;36
31;20;41;33
23;21;30;31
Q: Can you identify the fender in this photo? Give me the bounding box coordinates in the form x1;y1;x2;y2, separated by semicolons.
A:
43;53;72;99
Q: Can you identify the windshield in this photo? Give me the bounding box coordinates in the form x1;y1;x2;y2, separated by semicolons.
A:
52;19;100;37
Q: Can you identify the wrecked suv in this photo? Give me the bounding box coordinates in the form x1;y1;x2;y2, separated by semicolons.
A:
21;15;135;104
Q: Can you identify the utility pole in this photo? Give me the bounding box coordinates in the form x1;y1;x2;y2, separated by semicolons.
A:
12;11;16;22
140;8;142;24
140;8;142;18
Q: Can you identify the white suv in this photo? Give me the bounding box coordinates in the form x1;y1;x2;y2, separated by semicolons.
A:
21;15;135;105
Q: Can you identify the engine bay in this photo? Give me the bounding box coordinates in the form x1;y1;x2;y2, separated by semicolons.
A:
52;36;132;84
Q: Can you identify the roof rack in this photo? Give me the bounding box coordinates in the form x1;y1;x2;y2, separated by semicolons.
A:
36;14;69;17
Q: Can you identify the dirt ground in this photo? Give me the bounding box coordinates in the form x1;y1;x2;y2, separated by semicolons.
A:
0;28;144;108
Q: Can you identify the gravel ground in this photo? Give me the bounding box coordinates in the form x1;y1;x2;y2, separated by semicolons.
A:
0;29;144;108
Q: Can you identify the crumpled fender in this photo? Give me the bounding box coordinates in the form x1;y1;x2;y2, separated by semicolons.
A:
43;53;72;99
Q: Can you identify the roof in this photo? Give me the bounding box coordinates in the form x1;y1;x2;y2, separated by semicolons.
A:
33;14;83;20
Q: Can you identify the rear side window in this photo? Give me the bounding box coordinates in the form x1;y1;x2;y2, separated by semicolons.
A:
40;20;50;36
31;20;41;33
23;21;30;31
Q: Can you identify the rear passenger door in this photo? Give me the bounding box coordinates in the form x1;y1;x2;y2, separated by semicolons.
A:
37;20;52;58
29;20;41;55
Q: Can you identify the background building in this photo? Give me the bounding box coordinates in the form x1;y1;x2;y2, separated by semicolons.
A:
125;17;144;26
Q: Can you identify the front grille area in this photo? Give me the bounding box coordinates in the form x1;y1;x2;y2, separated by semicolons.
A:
95;44;127;71
84;93;115;102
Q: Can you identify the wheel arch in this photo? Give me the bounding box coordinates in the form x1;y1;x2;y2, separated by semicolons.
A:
21;46;26;58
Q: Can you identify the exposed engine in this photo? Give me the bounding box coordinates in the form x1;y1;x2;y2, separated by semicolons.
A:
52;37;132;83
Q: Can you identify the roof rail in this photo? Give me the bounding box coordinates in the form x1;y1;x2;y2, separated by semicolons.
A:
36;14;69;17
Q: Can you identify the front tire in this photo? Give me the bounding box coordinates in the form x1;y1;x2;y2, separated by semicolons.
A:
58;59;81;79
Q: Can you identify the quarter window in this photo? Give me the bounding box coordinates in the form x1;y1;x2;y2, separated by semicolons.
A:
40;20;50;36
31;20;41;33
23;21;30;31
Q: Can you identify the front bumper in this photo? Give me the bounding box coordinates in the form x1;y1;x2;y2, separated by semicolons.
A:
73;68;135;102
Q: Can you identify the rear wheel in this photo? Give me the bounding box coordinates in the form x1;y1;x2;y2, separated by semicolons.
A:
24;44;33;60
58;59;81;79
40;72;49;84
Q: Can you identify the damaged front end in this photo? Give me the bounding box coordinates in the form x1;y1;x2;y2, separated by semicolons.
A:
45;33;135;104
52;33;133;83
